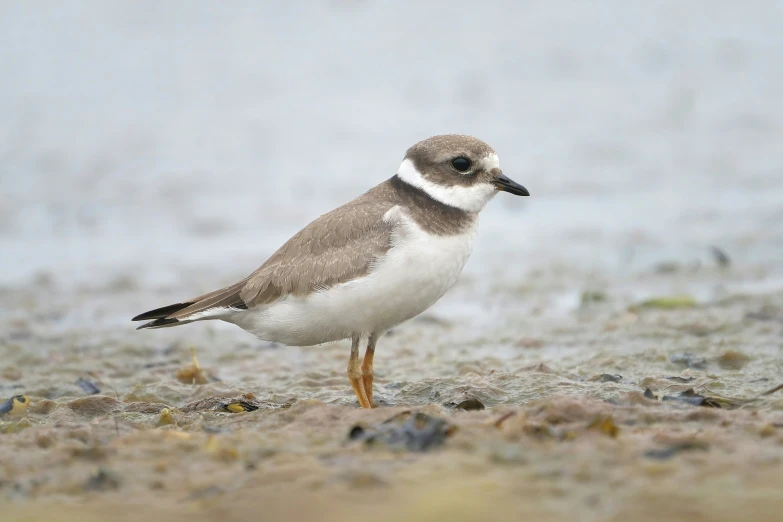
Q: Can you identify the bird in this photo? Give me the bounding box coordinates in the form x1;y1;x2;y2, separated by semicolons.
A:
133;134;529;408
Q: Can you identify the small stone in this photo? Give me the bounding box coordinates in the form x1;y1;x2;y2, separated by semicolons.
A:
454;398;485;411
716;350;750;370
67;396;120;417
1;366;22;381
36;432;55;449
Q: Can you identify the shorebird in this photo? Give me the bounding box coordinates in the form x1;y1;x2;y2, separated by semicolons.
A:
133;135;529;408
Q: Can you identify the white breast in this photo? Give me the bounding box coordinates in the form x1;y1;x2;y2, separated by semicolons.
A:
227;208;478;346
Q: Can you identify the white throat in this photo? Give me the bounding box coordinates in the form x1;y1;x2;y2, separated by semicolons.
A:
396;158;497;213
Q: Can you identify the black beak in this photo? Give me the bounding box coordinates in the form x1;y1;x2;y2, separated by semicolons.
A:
493;173;530;196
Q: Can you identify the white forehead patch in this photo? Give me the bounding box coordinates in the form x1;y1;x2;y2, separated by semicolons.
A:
396;158;497;213
482;152;500;171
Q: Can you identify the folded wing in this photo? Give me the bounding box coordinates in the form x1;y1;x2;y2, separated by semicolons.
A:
133;188;396;329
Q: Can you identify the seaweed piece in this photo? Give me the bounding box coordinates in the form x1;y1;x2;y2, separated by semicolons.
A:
84;468;120;491
644;441;708;460
709;245;731;267
204;436;239;462
186;486;224;501
76;377;101;395
587;415;619;438
157;408;175;426
745;306;783;323
223;400;260;413
179;393;269;413
662;388;721;408
349;411;455;452
761;383;783;396
654;261;681;274
669;352;707;369
0;395;28;416
176;347;210;385
580;290;607;306
664;376;696;383
493;411;517;428
634;296;696;310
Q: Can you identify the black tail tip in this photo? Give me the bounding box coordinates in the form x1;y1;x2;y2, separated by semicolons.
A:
136;317;180;329
132;302;193;322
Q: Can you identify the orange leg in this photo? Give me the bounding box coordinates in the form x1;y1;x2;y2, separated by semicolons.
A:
360;333;378;407
348;335;371;408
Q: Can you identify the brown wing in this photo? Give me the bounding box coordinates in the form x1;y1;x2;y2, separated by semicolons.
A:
134;185;397;327
240;194;395;306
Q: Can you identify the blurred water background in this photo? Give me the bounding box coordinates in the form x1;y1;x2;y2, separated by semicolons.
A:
2;0;782;293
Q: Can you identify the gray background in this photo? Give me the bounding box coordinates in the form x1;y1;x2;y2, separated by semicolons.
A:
2;1;782;291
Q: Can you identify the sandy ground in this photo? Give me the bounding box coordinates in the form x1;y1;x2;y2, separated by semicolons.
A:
3;1;783;520
2;265;783;521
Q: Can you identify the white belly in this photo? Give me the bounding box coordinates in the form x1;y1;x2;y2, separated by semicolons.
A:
227;214;478;346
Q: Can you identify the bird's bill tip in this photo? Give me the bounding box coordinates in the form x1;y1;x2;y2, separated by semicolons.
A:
493;173;529;196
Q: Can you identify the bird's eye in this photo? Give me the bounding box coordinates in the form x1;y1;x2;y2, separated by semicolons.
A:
451;157;471;172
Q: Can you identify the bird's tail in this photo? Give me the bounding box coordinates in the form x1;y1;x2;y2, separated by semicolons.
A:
132;302;197;329
132;280;248;330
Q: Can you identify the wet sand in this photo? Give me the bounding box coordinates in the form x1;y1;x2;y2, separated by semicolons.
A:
3;264;783;521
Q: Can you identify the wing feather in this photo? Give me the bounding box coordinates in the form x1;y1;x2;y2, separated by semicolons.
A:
240;197;395;306
133;182;398;325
